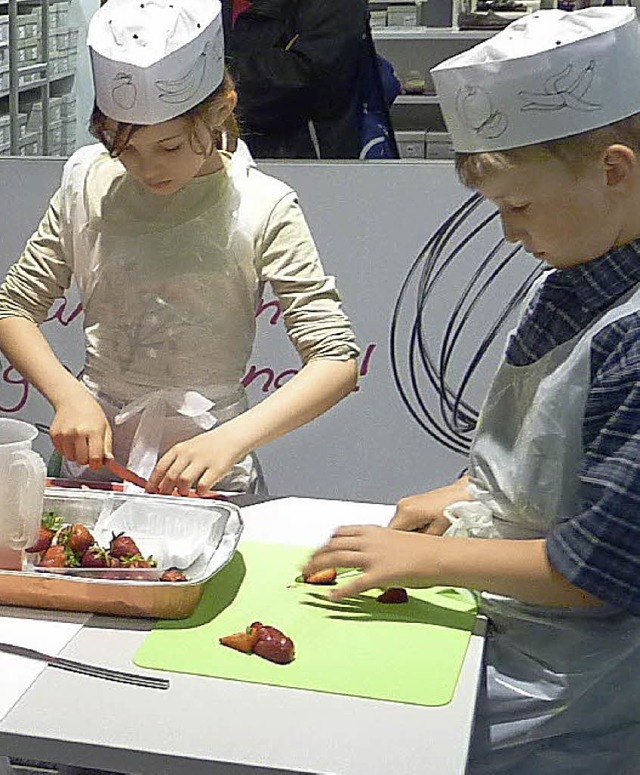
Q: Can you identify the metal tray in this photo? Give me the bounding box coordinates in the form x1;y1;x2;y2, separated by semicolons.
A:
0;486;243;619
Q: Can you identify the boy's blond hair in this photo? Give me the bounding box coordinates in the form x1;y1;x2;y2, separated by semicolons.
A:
90;70;239;158
456;112;640;188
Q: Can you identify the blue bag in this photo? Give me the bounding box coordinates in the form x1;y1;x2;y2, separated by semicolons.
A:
358;24;401;159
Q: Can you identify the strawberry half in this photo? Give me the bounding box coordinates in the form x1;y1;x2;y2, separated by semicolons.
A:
220;625;261;654
25;527;55;554
303;567;337;585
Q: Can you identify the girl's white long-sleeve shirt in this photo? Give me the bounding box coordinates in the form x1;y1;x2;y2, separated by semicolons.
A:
0;142;359;404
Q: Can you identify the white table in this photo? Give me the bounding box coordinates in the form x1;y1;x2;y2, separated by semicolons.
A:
0;498;486;775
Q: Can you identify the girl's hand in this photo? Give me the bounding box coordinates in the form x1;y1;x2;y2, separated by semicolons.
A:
147;426;241;495
50;392;113;469
302;525;436;601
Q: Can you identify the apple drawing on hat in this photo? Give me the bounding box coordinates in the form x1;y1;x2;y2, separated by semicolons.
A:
112;72;137;110
456;85;508;140
156;41;212;104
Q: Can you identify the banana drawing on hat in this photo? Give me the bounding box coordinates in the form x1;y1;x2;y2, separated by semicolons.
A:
518;61;601;113
156;41;216;104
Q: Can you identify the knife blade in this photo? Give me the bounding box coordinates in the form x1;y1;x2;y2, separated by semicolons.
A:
105;459;149;489
0;641;170;689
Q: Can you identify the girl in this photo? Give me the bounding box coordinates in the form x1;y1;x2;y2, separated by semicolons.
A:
0;0;359;496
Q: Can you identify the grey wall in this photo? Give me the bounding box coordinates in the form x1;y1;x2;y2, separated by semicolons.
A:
0;155;538;503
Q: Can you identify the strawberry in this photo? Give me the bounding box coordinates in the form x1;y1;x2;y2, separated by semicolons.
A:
377;587;409;604
109;532;141;559
25;511;63;554
67;524;94;555
38;545;77;568
219;625;261;654
81;546;110;568
250;622;295;664
303;567;337;585
159;568;188;582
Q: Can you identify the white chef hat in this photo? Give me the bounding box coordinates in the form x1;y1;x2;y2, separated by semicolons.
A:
431;8;640;153
87;0;225;125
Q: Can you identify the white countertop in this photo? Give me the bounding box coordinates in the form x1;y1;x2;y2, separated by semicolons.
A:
0;498;485;775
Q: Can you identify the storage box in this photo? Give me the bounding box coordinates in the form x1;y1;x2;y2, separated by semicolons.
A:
17;11;41;40
370;9;387;27
61;92;76;118
48;121;62;150
49;96;64;124
426;131;455;159
63;116;76;143
17;43;40;65
51;1;70;29
417;0;453;27
0;114;9;147
18;132;41;156
0;486;243;619
396;130;426;159
17;112;28;138
388;4;417;26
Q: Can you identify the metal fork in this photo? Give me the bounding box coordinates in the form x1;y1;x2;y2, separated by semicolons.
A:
0;641;170;689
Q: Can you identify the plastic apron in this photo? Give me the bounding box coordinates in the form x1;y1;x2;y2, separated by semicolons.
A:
453;281;640;774
58;143;265;494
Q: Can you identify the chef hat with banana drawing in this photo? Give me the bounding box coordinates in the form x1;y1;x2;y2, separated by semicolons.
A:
431;7;640;153
88;0;225;125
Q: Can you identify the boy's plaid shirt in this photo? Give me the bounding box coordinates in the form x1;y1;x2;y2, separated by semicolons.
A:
505;243;640;614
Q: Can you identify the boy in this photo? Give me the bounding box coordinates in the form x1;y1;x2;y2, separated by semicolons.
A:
304;8;640;773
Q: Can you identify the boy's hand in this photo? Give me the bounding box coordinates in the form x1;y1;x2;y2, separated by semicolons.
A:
147;426;239;496
389;478;472;535
302;525;434;601
50;392;113;469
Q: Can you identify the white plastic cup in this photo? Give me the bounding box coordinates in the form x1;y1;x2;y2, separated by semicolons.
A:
0;419;46;563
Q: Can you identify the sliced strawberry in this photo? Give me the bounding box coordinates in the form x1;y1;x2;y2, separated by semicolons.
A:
159;568;188;582
25;527;55;554
377;587;409;604
220;626;260;654
303;567;337;585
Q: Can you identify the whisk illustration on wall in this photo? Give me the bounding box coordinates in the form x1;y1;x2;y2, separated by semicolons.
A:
390;193;544;455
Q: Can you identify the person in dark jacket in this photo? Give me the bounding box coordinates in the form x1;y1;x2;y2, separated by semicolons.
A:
223;0;368;159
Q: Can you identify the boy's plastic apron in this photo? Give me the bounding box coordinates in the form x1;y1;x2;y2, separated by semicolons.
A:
454;281;640;774
58;144;265;493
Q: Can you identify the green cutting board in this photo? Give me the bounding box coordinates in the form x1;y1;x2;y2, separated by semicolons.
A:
134;542;478;706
